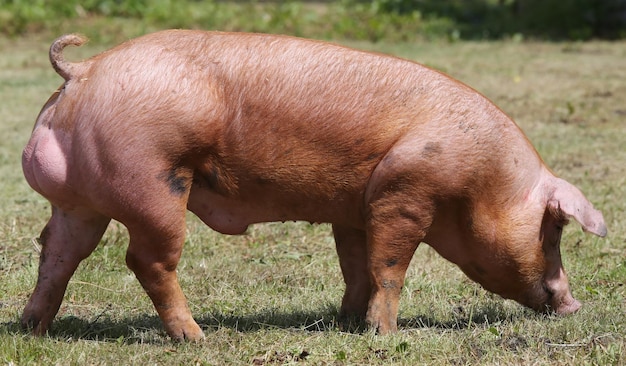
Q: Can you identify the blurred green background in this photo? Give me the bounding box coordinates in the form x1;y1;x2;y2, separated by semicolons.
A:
1;0;625;42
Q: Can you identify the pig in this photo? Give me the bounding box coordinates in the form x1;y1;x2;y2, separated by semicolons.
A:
21;30;607;341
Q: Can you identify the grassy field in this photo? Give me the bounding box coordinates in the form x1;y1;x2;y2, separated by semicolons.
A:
0;32;625;364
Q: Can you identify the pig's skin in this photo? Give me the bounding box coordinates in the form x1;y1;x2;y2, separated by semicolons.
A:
21;30;607;341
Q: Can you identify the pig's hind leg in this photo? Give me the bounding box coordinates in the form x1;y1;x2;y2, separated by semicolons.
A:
119;166;204;341
21;206;110;336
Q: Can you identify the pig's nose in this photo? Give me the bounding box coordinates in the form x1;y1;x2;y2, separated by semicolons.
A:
544;266;580;315
553;297;581;315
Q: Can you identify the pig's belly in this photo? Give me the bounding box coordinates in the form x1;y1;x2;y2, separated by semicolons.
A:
187;187;258;235
187;184;360;235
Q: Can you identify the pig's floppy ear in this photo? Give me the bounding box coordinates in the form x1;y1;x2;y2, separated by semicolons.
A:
547;178;607;237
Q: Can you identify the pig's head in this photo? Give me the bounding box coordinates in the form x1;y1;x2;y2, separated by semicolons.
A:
446;175;607;315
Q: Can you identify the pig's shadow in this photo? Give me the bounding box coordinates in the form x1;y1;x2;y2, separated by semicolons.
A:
2;304;525;344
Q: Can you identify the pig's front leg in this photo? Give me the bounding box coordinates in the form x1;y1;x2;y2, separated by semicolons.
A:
364;201;427;334
332;225;371;321
21;206;110;335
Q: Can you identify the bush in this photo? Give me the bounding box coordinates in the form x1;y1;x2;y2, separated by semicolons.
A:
513;0;626;39
357;0;626;40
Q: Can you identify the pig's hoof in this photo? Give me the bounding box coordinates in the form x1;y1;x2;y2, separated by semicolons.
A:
20;314;48;336
365;312;398;335
168;322;205;342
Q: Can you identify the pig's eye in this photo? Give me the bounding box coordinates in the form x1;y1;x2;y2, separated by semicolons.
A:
542;282;554;300
548;224;564;247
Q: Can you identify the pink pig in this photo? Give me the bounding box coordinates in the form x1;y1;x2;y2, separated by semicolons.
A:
21;30;607;340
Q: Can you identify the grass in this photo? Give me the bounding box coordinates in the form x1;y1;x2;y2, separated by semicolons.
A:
0;33;625;364
0;1;455;43
3;1;624;41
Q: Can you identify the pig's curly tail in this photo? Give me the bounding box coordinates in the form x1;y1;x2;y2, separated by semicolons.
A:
49;34;88;81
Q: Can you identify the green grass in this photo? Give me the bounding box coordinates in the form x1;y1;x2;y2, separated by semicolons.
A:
0;1;455;43
2;0;624;41
1;34;625;364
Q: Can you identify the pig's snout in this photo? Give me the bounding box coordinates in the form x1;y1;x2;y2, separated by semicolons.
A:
552;296;582;315
542;267;581;315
